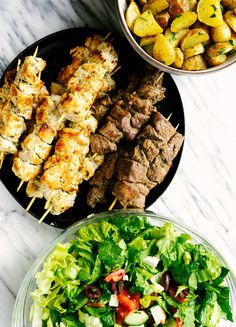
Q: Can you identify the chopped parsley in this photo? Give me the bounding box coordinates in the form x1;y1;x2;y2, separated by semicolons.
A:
229;39;234;46
211;4;217;12
210;13;216;18
219;48;226;55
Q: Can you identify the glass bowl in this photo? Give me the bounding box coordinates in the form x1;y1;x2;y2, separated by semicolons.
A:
115;0;236;75
12;210;236;326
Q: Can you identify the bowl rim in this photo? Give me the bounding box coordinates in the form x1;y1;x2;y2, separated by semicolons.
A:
12;209;236;326
115;0;236;75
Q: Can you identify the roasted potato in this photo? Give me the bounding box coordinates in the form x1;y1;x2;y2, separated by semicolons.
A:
180;28;210;50
169;0;190;20
224;11;236;32
155;11;170;29
211;21;232;41
182;54;207;70
165;27;189;47
207;54;227;66
140;34;157;46
184;43;205;58
197;0;223;27
153;34;176;65
138;0;148;5
126;1;141;32
143;0;169;14
133;10;163;37
171;12;198;32
221;0;236;10
229;32;236;48
172;47;184;68
206;41;234;57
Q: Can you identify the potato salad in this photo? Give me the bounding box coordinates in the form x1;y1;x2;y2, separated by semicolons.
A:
125;0;236;70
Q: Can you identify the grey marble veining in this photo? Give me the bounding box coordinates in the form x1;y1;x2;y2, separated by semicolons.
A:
0;1;236;326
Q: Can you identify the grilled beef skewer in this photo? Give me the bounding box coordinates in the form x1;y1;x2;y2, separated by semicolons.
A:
90;68;165;155
87;112;184;209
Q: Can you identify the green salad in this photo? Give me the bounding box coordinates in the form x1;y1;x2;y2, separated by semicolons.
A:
30;215;233;327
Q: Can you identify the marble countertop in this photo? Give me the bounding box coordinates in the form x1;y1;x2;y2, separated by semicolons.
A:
0;0;236;326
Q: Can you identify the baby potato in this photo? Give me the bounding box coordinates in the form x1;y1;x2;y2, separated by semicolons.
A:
138;0;148;5
140;34;157;46
184;43;205;58
207;54;227;66
182;54;207;70
172;47;184;68
126;1;141;32
155;11;170;29
180;28;210;50
169;0;190;20
221;0;236;10
153;34;176;65
133;10;163;37
206;41;234;57
165;27;189;47
211;21;232;42
224;11;236;33
197;0;223;27
143;0;169;14
229;32;236;48
171;12;197;33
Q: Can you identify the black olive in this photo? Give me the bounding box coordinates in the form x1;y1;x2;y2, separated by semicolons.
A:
84;285;101;299
160;271;173;292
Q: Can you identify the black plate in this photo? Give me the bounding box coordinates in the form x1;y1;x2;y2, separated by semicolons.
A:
0;27;185;229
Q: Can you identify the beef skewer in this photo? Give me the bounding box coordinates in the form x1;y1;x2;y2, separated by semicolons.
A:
87;112;184;209
0;51;47;171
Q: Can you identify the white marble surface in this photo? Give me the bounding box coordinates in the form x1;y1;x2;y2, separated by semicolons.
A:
0;0;236;326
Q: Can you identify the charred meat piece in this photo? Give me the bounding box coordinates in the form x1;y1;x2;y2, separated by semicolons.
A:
112;180;149;209
116;158;148;184
127;95;155;116
147;156;172;184
89;153;118;186
99;122;123;143
90;134;117;155
91;95;113;123
87;186;108;208
139;139;160;163
161;132;184;163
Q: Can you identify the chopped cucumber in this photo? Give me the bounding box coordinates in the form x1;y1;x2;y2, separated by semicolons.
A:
124;310;149;326
166;317;176;327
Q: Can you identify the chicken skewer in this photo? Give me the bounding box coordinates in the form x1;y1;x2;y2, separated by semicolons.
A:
0;52;47;171
24;38;118;219
13;35;117;197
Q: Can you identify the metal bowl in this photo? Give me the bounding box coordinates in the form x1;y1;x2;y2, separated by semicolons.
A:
115;0;236;75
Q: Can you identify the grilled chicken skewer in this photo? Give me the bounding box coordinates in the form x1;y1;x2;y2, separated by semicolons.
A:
0;53;47;169
13;36;117;197
25;37;118;218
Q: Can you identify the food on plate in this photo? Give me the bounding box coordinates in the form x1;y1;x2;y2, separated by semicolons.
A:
30;215;233;327
0;54;46;164
88;111;183;209
125;0;236;70
24;35;118;216
0;32;183;218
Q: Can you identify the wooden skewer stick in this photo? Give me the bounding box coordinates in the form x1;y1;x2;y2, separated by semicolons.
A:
157;71;164;83
44;193;53;210
33;46;39;57
17;180;24;192
175;123;179;131
103;32;111;41
0;152;4;169
38;207;52;224
108;197;117;211
111;65;121;77
167;113;172;121
26;197;36;212
16;59;21;72
58;114;65;127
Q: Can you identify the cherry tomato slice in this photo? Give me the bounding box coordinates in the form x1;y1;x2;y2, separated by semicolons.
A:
105;269;126;283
